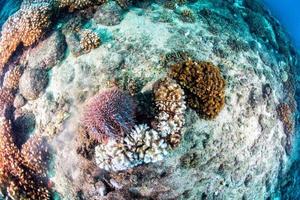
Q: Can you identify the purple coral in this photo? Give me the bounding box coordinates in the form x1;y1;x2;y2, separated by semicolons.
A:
82;87;136;142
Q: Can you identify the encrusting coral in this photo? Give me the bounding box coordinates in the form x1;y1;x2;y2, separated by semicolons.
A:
0;118;50;200
0;4;52;71
82;87;136;142
79;29;101;53
93;78;186;171
169;59;226;119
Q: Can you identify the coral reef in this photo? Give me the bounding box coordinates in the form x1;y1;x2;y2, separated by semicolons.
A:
0;118;50;200
0;4;52;71
94;78;186;171
0;88;14;113
169;59;226;119
114;0;132;9
3;66;23;92
153;77;186;148
57;0;107;11
25;31;66;69
79;29;101;54
19;68;49;100
21;135;49;176
277;103;293;134
180;9;196;23
82;87;136;142
94;124;169;171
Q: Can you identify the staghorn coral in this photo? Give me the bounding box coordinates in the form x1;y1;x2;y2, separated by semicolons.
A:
0;4;52;71
169;59;226;119
82;87;136;142
153;77;186;148
94;78;186;171
3;66;24;91
79;29;101;53
0;118;50;200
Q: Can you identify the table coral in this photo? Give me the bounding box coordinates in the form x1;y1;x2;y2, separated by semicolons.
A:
169;59;226;119
0;118;50;200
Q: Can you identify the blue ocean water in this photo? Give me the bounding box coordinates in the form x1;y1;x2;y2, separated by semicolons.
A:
0;0;22;29
262;0;300;50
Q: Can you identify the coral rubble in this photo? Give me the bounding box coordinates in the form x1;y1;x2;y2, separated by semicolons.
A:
169;59;226;119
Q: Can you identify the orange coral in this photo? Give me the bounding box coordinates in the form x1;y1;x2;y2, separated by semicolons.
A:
0;118;50;199
3;66;23;91
0;5;51;71
0;88;14;113
169;59;226;119
79;29;101;53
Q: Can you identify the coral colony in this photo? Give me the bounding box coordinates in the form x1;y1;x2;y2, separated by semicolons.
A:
0;0;297;199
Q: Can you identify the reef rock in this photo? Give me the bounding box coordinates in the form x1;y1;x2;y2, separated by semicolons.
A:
19;68;49;100
0;0;299;200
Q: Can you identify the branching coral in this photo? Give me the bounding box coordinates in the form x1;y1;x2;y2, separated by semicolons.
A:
3;66;24;92
169;59;226;119
0;118;50;200
79;29;101;53
82;87;136;142
93;78;186;171
95;124;169;171
153;77;186;148
0;4;52;71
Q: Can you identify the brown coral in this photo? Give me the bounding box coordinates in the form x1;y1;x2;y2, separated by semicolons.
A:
153;78;186;148
169;59;226;119
0;118;50;200
277;103;294;134
57;0;107;11
3;66;24;91
0;88;14;113
0;5;51;71
79;29;101;53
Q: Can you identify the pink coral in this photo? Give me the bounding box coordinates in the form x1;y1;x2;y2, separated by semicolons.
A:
82;87;136;142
